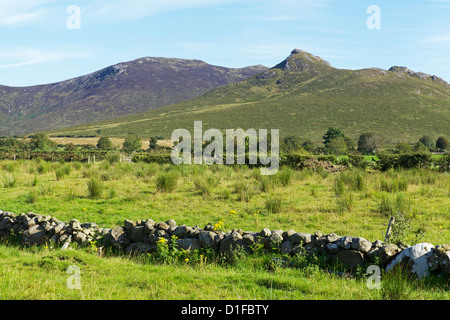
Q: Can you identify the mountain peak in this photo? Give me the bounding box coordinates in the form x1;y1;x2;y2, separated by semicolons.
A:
273;49;332;73
388;66;448;85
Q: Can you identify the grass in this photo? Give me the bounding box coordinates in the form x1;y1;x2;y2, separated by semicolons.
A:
0;159;448;300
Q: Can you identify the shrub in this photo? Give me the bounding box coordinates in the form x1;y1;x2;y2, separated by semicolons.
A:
55;164;72;180
156;172;179;193
87;178;104;199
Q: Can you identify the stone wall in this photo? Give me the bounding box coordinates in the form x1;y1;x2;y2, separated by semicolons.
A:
0;210;449;278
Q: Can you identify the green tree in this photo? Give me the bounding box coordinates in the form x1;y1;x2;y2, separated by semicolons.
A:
323;127;344;147
96;137;115;151
149;136;159;151
28;133;57;151
418;135;434;150
327;136;348;156
281;135;301;153
436;136;449;152
395;142;412;154
357;132;383;155
122;135;142;155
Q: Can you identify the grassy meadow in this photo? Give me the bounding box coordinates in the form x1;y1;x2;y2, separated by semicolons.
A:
0;159;449;300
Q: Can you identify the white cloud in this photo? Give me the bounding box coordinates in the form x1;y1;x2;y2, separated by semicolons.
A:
0;0;55;26
0;48;92;69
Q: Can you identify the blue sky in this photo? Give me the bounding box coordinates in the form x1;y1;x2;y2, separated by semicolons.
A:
1;0;449;86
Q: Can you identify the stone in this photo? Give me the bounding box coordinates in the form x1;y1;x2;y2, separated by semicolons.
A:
81;222;98;229
107;227;130;249
280;241;293;255
427;254;441;272
61;235;72;250
166;219;177;228
25;217;39;229
22;225;46;245
144;220;155;233
126;242;157;254
74;231;87;244
156;222;170;231
336;236;352;250
351;237;373;253
439;251;450;276
386;243;435;278
177;238;201;252
131;226;147;242
434;245;450;256
326;233;341;243
124;219;136;231
173;225;192;239
291;232;312;245
283;229;296;241
259;228;271;237
198;230;216;248
335;250;365;268
242;234;256;246
219;232;250;256
379;243;401;263
269;230;284;244
373;240;384;248
326;243;340;254
366;248;380;262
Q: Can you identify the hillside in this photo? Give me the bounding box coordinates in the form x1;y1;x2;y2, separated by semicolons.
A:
0;58;267;136
46;49;450;144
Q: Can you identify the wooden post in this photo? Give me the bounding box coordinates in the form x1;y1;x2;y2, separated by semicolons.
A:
385;216;395;242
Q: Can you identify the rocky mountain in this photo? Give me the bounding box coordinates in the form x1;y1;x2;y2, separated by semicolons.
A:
0;57;267;136
48;49;450;144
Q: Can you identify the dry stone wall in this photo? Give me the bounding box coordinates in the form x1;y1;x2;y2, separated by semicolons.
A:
1;210;449;278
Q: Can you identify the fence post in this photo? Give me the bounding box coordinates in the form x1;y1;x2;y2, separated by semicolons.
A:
384;216;395;242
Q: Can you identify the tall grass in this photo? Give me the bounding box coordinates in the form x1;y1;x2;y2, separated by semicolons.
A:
156;172;179;193
87;178;104;199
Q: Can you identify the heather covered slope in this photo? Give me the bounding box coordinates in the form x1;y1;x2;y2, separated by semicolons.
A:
0;57;267;136
47;49;450;144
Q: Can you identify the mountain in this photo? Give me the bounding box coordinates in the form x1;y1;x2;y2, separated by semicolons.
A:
0;57;268;136
46;49;450;144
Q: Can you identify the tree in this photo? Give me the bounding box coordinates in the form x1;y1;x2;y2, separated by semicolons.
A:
327;136;348;156
302;140;316;153
436;136;449;152
357;132;383;155
148;137;159;151
96;137;114;151
122;135;142;155
418;135;434;150
395;142;412;154
28;133;57;151
281;135;301;153
322;128;344;147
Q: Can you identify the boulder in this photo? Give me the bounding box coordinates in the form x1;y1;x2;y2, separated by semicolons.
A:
22;225;46;245
219;232;250;256
379;243;401;263
131;226;147;242
259;228;271;237
335;250;365;268
126;242;157;254
439;251;450;276
198;230;216;248
269;230;284;244
280;241;293;255
326;243;340;254
177;238;201;252
337;236;352;250
351;237;372;253
124;219;136;231
386;243;435;278
291;232;312;245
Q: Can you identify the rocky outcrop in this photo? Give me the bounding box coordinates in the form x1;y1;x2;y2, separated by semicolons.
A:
0;210;449;278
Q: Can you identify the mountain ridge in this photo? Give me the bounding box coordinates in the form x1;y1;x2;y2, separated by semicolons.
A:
45;49;450;144
0;57;268;136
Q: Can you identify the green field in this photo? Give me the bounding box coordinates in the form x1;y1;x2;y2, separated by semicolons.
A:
0;159;449;299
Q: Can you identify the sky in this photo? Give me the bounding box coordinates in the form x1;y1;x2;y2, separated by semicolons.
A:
0;0;449;86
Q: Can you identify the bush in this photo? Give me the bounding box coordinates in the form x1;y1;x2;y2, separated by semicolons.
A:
87;178;104;199
156;172;179;193
55;164;72;180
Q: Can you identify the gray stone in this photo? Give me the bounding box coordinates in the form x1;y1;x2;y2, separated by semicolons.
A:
74;231;87;244
131;226;147;242
198;230;216;248
156;222;170;231
335;250;365;268
283;229;296;241
351;237;373;253
126;242;157;254
326;233;341;243
336;236;352;249
219;232;250;256
107;226;130;249
269;230;284;244
326;243;340;254
260;228;271;237
435;245;450;256
366;248;380;262
386;243;435;278
22;225;46;245
427;254;441;272
280;241;293;255
124;219;136;231
439;251;450;275
144;220;155;233
373;240;384;248
177;238;201;252
242;234;256;246
166;219;177;228
173;225;192;238
379;243;401;263
291;232;312;245
25;217;39;229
